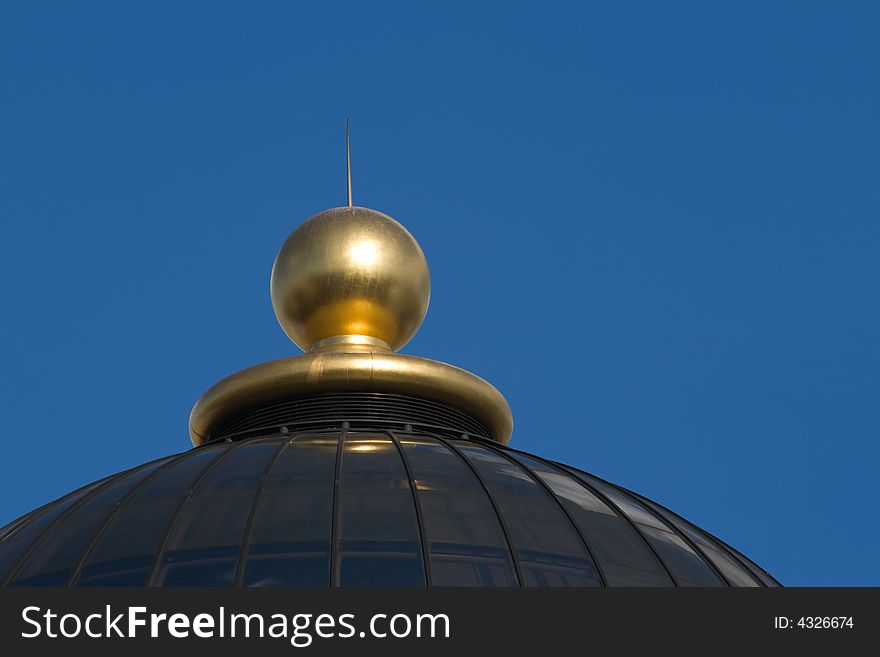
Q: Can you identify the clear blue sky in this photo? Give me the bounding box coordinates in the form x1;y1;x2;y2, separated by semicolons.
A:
1;2;877;586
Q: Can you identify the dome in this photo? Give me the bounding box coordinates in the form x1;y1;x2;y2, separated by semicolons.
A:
0;395;777;588
0;131;779;589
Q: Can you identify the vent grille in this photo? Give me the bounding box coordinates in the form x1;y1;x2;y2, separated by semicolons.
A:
210;392;490;442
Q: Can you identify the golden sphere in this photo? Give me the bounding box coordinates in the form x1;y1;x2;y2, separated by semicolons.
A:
270;206;431;352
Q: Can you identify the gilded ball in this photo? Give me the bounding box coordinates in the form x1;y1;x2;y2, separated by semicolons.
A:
270;206;431;352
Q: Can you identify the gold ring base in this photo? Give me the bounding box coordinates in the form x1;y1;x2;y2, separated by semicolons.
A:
189;352;513;446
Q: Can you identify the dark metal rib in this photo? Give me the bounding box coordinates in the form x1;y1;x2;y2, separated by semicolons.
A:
232;435;294;587
145;440;254;587
329;426;347;588
66;451;194;587
624;485;772;586
553;457;728;586
2;455;174;587
471;438;679;587
472;439;609;587
430;434;525;588
387;430;432;588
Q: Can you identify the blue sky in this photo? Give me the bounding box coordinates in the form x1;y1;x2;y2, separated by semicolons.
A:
1;2;877;586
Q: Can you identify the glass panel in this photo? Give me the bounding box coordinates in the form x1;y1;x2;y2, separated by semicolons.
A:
570;471;725;587
509;453;672;587
73;447;226;587
336;434;424;587
637;498;761;587
243;435;337;587
9;459;171;587
0;481;104;584
153;441;282;587
455;443;601;587
401;436;517;587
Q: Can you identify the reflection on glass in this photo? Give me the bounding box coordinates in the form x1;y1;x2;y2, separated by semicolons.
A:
9;458;171;587
637;497;761;587
401;436;518;587
569;470;724;587
720;549;777;586
336;434;424;587
455;443;601;587
509;453;672;587
243;435;337;587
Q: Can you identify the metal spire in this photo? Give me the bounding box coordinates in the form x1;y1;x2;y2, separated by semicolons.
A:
346;118;352;207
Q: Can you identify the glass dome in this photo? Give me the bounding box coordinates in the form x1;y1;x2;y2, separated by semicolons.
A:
0;428;778;588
